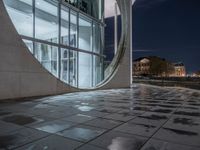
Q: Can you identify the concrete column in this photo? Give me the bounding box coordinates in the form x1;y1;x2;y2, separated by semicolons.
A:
97;0;134;89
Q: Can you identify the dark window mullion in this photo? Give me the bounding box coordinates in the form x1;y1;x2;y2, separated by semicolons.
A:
58;0;61;79
33;0;36;56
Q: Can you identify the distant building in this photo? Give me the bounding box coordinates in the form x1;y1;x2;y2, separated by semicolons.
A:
133;57;151;76
133;57;186;77
193;71;200;77
172;63;186;77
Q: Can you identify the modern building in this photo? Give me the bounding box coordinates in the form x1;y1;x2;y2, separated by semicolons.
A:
3;0;104;88
0;0;133;100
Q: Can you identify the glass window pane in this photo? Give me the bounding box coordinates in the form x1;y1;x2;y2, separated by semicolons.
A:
79;15;92;51
93;56;103;86
35;0;58;43
78;0;103;20
51;46;58;77
93;23;101;53
70;11;77;48
69;50;77;87
3;0;33;37
69;0;78;7
61;49;69;83
23;39;33;53
61;6;69;45
35;42;58;77
78;52;92;88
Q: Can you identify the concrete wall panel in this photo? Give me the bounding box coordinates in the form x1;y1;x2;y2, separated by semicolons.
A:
0;1;78;100
0;72;20;99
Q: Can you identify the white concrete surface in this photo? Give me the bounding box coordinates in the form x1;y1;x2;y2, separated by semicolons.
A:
0;1;78;100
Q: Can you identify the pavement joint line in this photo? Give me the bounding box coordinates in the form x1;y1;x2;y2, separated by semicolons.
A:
138;96;187;150
11;128;51;150
74;111;147;150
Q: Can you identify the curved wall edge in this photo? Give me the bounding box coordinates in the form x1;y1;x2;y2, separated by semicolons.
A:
93;0;133;90
0;1;79;100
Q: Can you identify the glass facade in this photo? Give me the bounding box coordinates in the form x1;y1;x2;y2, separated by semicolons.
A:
35;0;59;43
78;52;92;87
3;0;104;88
64;0;104;20
79;14;92;51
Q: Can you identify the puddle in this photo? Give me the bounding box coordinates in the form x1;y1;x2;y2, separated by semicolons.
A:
142;104;158;107
187;100;196;103
75;105;94;112
139;114;168;120
158;104;177;108
132;123;156;132
191;93;200;97
133;107;150;111
2;115;38;125
120;112;135;116
107;137;144;150
99;109;116;113
182;106;199;110
173;118;199;126
165;102;181;105
163;128;198;136
174;111;200;117
0;135;16;149
109;101;129;104
152;109;172;113
144;101;160;103
0;111;12;116
135;123;156;129
189;103;200;106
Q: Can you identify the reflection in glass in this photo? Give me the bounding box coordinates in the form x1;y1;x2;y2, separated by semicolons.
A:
69;0;78;7
79;52;92;88
61;49;69;83
35;43;58;77
69;50;77;87
35;0;58;43
23;40;33;53
3;0;33;37
93;56;103;86
65;0;104;20
61;6;69;45
3;0;105;88
93;23;101;53
79;15;92;51
70;11;78;47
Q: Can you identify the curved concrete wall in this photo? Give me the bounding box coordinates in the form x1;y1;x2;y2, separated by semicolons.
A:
96;0;133;89
0;1;79;100
0;0;133;100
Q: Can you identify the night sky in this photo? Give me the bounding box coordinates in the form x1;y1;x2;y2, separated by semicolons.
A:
104;0;200;73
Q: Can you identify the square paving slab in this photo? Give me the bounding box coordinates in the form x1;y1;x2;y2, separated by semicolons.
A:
57;125;106;142
15;135;83;150
90;130;147;150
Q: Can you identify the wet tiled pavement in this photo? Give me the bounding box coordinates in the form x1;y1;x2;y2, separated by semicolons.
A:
0;84;200;150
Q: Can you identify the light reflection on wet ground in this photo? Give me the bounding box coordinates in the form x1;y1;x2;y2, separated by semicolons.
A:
0;84;200;150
